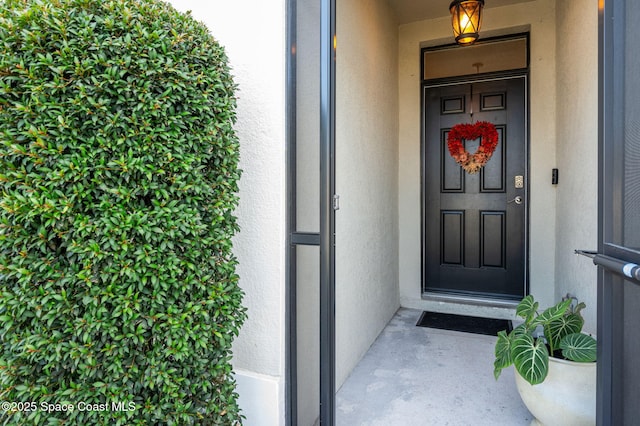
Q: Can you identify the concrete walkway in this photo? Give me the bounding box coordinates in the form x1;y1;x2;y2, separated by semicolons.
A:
336;308;533;426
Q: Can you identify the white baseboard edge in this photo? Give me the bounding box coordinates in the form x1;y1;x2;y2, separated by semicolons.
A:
234;369;284;426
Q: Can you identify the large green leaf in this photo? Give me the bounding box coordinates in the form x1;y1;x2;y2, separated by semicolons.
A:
512;334;549;385
532;298;572;328
544;312;583;352
516;295;538;324
494;330;513;379
511;322;529;337
560;333;597;362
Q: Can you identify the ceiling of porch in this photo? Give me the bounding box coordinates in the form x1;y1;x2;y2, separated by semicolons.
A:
388;0;536;25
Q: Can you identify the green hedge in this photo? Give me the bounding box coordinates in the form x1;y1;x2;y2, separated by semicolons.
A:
0;0;245;424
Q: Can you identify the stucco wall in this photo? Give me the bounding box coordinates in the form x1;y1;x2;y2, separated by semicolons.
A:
554;0;599;332
336;0;400;388
169;2;286;425
398;0;559;313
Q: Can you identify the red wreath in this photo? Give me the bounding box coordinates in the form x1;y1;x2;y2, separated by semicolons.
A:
447;121;499;174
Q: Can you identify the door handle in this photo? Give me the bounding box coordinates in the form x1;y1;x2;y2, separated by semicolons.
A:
575;250;640;284
507;196;523;205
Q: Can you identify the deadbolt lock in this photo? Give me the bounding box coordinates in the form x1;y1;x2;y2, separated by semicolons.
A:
515;175;524;189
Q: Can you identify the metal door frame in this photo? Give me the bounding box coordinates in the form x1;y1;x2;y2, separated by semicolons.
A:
597;0;640;423
286;0;336;424
597;2;619;422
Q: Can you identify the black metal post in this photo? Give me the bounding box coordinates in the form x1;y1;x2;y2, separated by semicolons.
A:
285;0;297;424
319;0;336;424
597;0;625;424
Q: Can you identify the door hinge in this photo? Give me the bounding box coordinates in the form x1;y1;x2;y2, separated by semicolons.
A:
332;194;340;211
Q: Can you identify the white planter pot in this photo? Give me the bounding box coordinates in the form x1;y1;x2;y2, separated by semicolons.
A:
514;357;596;426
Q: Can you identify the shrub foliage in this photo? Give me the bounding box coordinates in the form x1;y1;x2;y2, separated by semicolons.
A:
0;0;245;424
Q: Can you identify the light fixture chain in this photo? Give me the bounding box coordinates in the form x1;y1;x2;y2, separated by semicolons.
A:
470;84;474;123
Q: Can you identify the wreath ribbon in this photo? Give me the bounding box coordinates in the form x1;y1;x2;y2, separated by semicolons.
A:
446;121;499;174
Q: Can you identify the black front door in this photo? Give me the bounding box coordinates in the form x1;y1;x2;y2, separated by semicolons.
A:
597;0;640;423
423;77;527;300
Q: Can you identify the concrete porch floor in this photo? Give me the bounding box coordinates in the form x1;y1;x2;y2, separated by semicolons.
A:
336;308;533;425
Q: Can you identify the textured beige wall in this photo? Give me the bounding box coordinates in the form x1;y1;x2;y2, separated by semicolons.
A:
398;0;559;311
554;0;599;332
336;0;400;389
170;1;287;425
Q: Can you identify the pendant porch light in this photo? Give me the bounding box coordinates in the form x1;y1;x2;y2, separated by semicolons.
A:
450;0;485;45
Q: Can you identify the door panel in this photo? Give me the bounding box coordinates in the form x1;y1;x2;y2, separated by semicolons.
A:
423;77;526;300
621;280;640;423
295;246;320;426
288;0;335;424
598;1;640;423
289;1;322;424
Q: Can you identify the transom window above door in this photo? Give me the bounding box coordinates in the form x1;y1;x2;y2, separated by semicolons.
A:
423;35;528;80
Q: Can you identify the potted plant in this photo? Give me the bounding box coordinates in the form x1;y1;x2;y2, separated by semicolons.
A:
494;295;597;426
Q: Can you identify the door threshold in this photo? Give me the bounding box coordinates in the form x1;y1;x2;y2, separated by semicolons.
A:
421;292;519;309
411;292;519;320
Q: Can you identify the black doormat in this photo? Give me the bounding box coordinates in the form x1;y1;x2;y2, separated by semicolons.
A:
416;311;512;336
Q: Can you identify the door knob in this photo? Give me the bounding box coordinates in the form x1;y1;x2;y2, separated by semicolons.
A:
507;196;523;205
